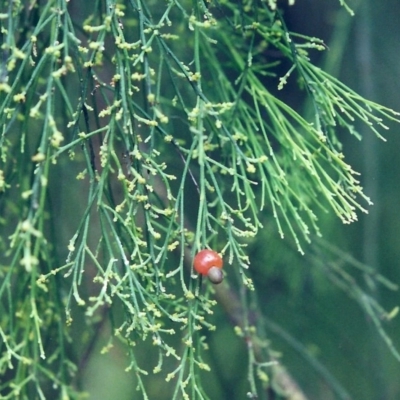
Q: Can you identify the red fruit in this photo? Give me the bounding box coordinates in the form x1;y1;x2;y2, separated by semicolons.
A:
193;249;223;276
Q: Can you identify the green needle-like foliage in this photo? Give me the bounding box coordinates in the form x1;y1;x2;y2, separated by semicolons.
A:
0;0;399;399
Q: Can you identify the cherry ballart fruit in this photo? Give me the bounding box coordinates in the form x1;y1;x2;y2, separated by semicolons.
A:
193;249;224;284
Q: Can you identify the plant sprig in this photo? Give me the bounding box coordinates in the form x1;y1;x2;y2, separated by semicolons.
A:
0;0;399;398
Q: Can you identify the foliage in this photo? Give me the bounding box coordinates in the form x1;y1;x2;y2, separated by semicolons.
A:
0;0;399;399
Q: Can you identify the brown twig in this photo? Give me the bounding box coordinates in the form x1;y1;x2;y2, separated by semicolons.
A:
213;283;309;400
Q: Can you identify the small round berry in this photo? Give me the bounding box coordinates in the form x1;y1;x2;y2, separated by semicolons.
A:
193;249;223;276
207;266;224;284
